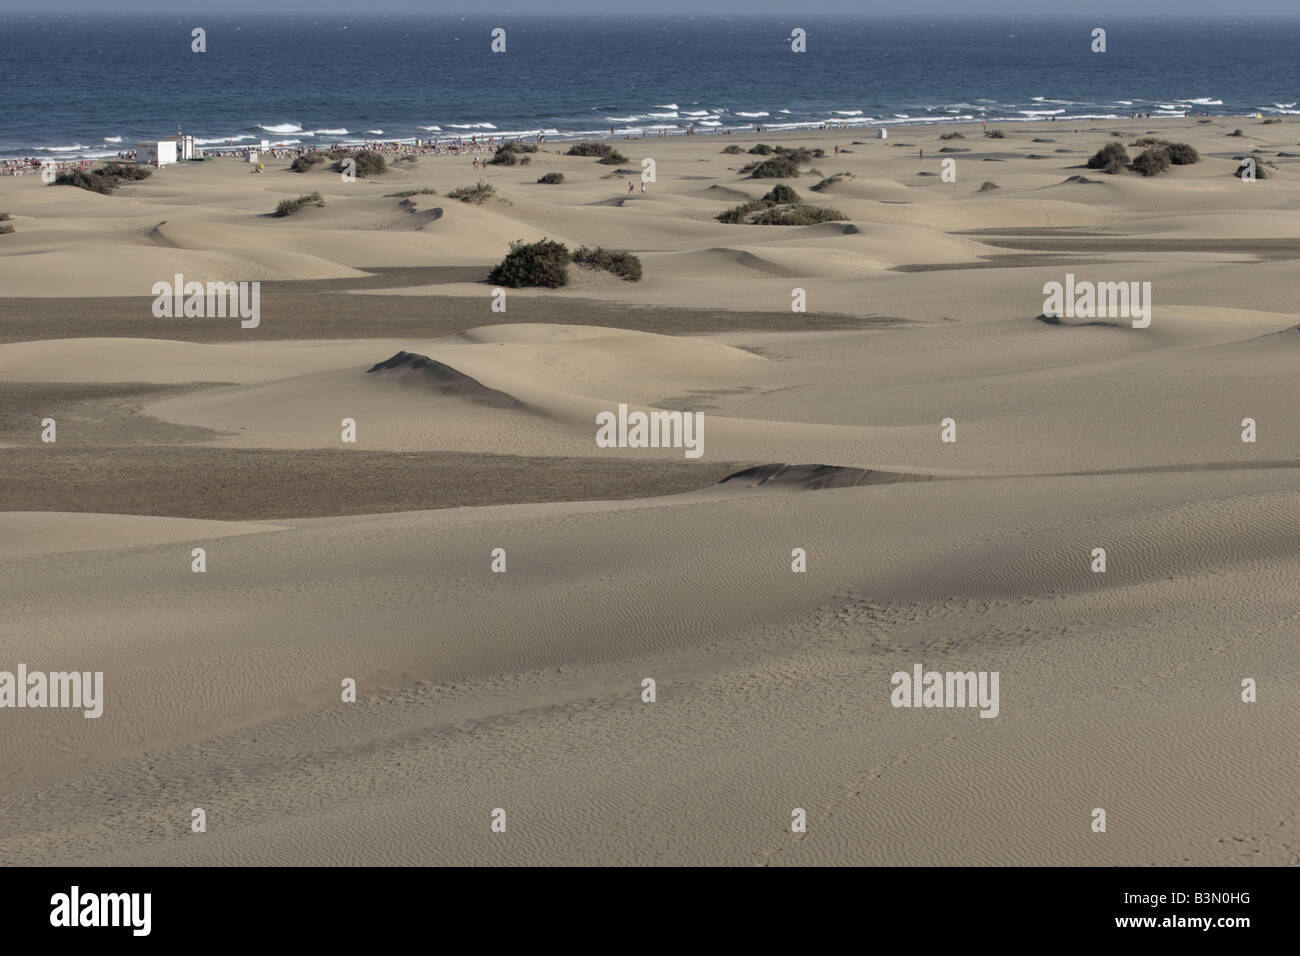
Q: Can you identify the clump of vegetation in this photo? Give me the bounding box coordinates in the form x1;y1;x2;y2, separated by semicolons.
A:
978;181;999;191
99;163;151;182
721;144;744;154
330;150;386;177
810;172;852;192
1227;128;1244;137
1131;146;1171;176
1087;141;1130;173
489;142;539;166
1235;156;1272;180
537;172;565;184
717;183;846;225
985;128;1006;139
775;145;825;161
1261;117;1282;125
384;188;438;198
573;245;642;281
54;170;115;194
0;212;12;236
55;162;154;194
1131;139;1199;164
748;144;774;155
290;152;327;172
741;156;800;178
273;191;324;217
566;142;629;165
488;238;571;288
567;142;614;157
939;132;965;140
447;181;496;204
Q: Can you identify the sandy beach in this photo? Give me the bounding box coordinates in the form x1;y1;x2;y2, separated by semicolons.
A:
1;115;1297;866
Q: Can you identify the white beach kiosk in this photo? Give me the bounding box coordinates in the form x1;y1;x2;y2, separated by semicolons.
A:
136;138;178;167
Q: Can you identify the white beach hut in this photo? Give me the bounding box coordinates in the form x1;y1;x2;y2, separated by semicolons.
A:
136;139;178;166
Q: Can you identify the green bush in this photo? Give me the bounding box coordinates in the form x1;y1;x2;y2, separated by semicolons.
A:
1227;128;1244;137
447;181;495;203
810;173;850;191
573;245;642;281
537;172;565;184
331;150;386;177
985;128;1006;139
748;204;846;225
721;144;744;154
384;188;438;198
716;184;846;225
488;238;570;288
0;213;12;236
1131;146;1171;176
99;163;151;181
290;152;327;172
1235;157;1271;180
1164;142;1199;165
273;191;324;217
939;132;965;140
978;181;999;191
742;156;800;178
54;170;116;194
1087;141;1130;173
55;163;153;194
763;183;800;204
567;142;615;158
748;144;774;155
597;150;629;166
490;142;539;166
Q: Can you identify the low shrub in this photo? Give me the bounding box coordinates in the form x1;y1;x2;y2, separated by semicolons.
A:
290;152;327;172
985;128;1006;139
273;191;324;216
537;172;565;184
1131;146;1171;176
721;144;744;154
447;181;495;203
488;238;570;288
573;245;642;281
331;150;386;177
741;156;800;178
1087;141;1130;173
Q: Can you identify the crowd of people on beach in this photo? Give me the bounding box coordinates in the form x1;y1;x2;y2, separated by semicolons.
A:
0;157;92;176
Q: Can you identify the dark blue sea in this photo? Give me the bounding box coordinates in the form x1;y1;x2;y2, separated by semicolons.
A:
1;14;1298;159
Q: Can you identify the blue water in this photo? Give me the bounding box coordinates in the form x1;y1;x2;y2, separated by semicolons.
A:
1;14;1298;158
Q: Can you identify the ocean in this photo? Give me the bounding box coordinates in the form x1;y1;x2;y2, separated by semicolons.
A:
1;14;1298;159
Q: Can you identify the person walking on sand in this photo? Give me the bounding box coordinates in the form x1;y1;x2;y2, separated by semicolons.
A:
628;181;634;195
640;180;646;194
919;147;923;160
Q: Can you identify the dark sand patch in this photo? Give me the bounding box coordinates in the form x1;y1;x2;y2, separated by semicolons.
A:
0;382;228;444
0;293;898;344
0;447;749;520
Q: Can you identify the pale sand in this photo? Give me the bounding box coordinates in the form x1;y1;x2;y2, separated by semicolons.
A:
1;117;1297;865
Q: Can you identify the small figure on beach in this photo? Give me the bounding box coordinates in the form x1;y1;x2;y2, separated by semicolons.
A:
627;181;634;195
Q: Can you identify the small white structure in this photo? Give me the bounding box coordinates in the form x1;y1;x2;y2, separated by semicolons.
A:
247;149;260;165
136;140;178;166
878;128;888;140
178;134;197;160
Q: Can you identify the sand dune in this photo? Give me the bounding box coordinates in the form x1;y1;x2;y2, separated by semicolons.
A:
2;115;1298;866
